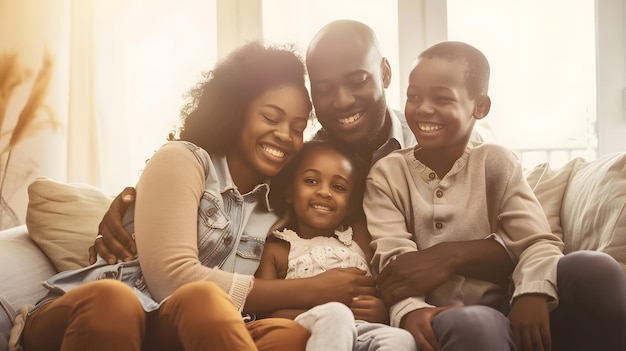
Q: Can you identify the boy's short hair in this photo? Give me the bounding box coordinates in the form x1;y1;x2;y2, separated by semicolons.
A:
419;41;490;99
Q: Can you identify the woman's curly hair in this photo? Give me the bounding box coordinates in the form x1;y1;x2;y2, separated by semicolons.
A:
171;41;312;154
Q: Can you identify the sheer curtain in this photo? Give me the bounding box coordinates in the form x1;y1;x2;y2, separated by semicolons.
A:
0;0;70;228
68;0;218;194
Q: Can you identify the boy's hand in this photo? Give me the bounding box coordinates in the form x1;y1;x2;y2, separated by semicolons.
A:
377;249;454;306
508;294;551;351
88;187;137;264
350;295;389;324
401;306;457;351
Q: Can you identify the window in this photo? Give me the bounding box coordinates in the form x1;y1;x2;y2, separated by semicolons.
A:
447;0;597;169
88;0;218;193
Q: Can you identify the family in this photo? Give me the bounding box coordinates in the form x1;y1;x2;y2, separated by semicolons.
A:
13;19;626;351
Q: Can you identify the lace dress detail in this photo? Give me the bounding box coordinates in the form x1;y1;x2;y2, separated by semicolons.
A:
272;227;371;279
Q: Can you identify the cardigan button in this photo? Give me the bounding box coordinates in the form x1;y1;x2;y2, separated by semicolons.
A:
436;190;443;198
435;222;443;229
428;172;436;179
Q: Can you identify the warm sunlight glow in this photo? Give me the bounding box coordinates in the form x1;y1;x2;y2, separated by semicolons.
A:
90;0;217;193
447;0;597;168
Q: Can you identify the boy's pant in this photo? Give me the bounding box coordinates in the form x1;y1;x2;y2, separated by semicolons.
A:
428;250;626;351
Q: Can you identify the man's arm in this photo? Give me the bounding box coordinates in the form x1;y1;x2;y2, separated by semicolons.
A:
88;186;137;264
436;239;514;284
377;239;514;306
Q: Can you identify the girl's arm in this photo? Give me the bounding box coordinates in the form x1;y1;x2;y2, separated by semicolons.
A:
351;215;374;262
254;237;289;280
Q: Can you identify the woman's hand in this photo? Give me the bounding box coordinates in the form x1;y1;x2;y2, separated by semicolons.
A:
246;267;377;315
350;295;389;324
311;267;377;306
88;186;137;264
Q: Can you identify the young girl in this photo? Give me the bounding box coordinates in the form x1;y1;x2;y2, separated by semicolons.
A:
255;140;416;351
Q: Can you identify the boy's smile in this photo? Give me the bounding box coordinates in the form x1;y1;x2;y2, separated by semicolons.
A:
405;57;478;153
416;122;443;133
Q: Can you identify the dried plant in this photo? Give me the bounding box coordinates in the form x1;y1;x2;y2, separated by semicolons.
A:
0;50;60;226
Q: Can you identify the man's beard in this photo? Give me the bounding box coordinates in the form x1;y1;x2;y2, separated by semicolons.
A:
363;95;388;149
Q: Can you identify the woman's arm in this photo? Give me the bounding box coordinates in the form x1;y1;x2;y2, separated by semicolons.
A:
135;142;247;302
246;267;376;315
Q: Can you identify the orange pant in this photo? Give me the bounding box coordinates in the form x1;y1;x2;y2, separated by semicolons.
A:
23;280;309;351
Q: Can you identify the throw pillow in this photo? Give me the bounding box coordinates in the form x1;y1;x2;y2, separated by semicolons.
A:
525;157;588;241
25;177;113;271
561;152;626;270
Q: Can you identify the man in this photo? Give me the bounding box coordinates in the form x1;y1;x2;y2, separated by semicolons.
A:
305;20;415;166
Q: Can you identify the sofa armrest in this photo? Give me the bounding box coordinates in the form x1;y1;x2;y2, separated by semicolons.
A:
0;225;57;351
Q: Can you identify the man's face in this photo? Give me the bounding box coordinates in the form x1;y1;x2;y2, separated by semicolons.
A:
307;39;388;149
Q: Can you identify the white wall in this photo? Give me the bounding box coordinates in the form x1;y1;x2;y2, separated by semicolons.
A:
596;0;626;155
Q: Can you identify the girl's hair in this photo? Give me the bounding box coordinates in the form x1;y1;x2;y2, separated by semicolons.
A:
170;41;312;154
269;139;368;229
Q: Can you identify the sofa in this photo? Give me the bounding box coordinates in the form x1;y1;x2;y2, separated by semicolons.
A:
1;152;626;350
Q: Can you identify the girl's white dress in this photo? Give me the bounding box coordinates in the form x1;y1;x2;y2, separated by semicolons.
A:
272;226;371;279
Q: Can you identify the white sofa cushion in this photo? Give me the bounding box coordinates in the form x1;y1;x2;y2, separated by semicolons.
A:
525;157;588;241
561;152;626;270
0;225;55;351
25;177;112;271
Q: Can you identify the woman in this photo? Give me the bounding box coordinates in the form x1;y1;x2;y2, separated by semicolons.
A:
17;41;378;351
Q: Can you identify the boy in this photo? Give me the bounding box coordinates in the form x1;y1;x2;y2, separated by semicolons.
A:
364;41;626;351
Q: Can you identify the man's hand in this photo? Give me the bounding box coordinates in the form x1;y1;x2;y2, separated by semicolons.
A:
401;306;458;351
377;240;514;307
88;187;137;264
350;295;389;324
508;294;551;351
377;249;454;306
